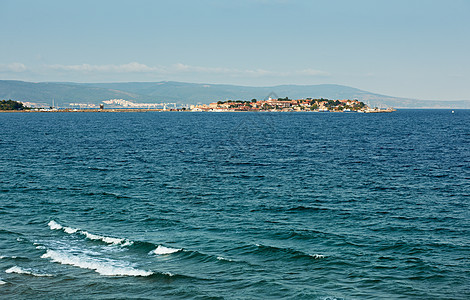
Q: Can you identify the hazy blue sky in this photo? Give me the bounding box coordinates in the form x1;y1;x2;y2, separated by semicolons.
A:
1;0;469;100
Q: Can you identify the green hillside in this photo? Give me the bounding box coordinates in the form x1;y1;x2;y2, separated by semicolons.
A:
0;80;468;108
0;80;145;106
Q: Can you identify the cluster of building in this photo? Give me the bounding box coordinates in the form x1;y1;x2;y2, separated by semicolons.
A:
18;97;395;113
190;98;392;112
101;99;178;109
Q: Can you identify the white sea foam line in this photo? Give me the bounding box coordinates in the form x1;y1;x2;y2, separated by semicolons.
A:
151;245;181;255
310;254;325;259
48;220;62;230
0;279;6;285
80;230;132;246
47;220;133;246
64;227;78;234
5;266;53;277
41;249;153;277
217;256;232;261
0;255;19;259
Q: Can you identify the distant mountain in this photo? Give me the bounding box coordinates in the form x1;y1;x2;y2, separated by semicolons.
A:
0;80;469;109
84;82;373;104
0;80;146;106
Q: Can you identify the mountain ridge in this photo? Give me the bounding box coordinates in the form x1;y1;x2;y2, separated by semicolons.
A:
0;80;468;109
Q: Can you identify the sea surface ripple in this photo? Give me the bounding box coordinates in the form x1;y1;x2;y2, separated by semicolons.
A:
0;110;469;299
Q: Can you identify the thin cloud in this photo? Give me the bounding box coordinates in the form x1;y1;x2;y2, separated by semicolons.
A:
48;62;158;73
41;62;329;78
295;68;330;77
171;63;329;78
0;62;27;72
172;63;272;76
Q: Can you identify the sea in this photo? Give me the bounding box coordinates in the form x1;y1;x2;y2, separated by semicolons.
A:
0;110;469;299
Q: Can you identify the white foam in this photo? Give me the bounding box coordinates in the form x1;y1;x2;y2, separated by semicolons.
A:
49;220;79;234
217;256;232;261
64;227;78;234
0;279;6;285
5;266;53;277
152;245;181;255
310;254;325;259
41;249;152;277
48;220;63;230
79;230;132;246
47;220;132;246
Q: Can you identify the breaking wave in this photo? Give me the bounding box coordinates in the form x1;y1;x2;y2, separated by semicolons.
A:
217;256;233;261
5;266;53;277
48;220;133;246
41;249;153;277
151;245;182;255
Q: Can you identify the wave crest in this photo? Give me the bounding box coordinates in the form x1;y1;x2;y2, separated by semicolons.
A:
41;249;153;277
47;220;133;246
152;245;181;255
5;266;53;277
48;220;62;230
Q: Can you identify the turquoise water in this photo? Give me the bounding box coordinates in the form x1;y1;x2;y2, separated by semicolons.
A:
0;110;469;299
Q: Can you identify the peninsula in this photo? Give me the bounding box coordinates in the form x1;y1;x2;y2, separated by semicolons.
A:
190;97;395;113
1;98;395;113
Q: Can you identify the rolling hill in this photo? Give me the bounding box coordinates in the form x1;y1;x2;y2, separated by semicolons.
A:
0;80;468;109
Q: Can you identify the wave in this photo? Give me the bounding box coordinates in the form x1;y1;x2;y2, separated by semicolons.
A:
216;256;233;262
151;245;182;255
5;266;53;277
80;231;133;246
0;255;29;261
41;249;153;277
1;255;19;259
47;220;133;246
254;243;326;260
47;220;62;230
287;205;329;212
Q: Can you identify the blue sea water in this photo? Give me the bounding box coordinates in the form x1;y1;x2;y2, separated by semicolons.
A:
0;110;469;299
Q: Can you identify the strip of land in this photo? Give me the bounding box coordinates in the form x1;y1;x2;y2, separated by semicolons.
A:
190;98;395;112
1;98;396;113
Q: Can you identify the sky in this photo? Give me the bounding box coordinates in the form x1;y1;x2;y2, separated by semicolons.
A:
0;0;469;100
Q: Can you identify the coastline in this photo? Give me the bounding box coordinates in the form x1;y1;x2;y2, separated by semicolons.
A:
0;108;396;113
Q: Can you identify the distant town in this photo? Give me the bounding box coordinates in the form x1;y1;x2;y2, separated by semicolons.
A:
1;98;395;113
190;97;395;113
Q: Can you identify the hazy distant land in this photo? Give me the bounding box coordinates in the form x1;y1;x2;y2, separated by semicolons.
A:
0;80;468;109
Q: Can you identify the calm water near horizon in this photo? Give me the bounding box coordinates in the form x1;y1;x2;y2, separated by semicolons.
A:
0;110;469;299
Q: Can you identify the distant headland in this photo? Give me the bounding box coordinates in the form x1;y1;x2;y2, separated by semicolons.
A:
1;98;395;113
190;98;395;113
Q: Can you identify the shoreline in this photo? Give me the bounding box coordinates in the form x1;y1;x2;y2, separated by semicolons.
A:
0;108;396;113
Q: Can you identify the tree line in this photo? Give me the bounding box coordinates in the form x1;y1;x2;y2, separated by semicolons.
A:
0;100;26;110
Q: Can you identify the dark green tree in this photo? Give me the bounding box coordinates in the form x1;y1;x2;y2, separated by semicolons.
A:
0;100;25;110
